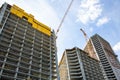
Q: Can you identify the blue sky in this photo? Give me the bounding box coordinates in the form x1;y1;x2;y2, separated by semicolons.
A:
0;0;120;62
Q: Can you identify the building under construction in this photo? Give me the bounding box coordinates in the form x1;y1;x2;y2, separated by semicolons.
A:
0;3;59;80
59;47;105;80
84;34;120;80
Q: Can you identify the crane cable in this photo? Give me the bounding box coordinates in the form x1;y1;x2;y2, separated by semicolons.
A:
56;0;74;38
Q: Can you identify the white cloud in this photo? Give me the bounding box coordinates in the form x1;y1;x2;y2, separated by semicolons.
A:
89;27;93;32
51;0;56;2
96;17;110;26
76;0;102;24
113;42;120;52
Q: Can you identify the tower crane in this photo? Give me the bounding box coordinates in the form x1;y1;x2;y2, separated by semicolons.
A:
80;28;97;60
80;28;91;54
80;28;89;43
55;0;74;39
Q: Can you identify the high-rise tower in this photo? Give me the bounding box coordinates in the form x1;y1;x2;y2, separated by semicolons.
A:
0;3;59;80
59;47;105;80
84;34;120;80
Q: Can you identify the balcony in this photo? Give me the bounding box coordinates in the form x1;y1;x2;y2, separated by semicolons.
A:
17;23;27;30
21;53;31;58
24;42;33;48
32;56;41;63
26;30;34;36
19;67;29;73
0;39;10;46
16;26;25;33
20;62;30;68
42;66;50;71
9;48;20;55
33;52;41;58
24;38;33;44
23;44;32;50
1;32;12;39
32;61;41;67
15;30;24;37
69;65;80;69
43;39;50;44
105;69;113;73
13;33;24;40
33;46;41;53
2;68;15;77
68;55;78;60
11;42;22;49
52;74;57;77
33;50;41;55
18;19;28;26
42;54;50;59
21;57;30;63
35;34;42;40
4;25;15;32
70;72;82;76
42;50;50;56
1;75;15;80
70;68;81;72
12;37;23;44
6;20;16;27
25;34;33;40
10;46;21;52
41;71;50;76
0;45;8;52
71;76;83;80
42;45;50;51
17;72;28;79
22;48;32;54
67;53;77;56
30;70;40;78
0;51;7;56
67;49;76;53
68;58;78;63
3;28;14;34
42;36;50;41
6;57;18;65
41;75;49;80
4;63;17;71
34;42;41;47
9;14;18;21
42;58;50;63
69;62;79;66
